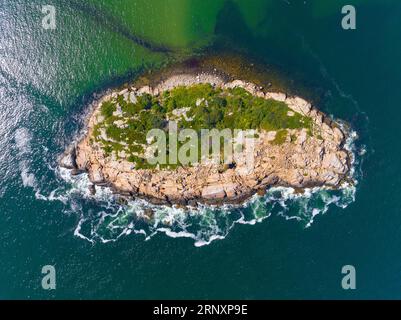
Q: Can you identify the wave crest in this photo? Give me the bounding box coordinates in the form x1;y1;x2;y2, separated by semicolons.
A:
36;124;362;247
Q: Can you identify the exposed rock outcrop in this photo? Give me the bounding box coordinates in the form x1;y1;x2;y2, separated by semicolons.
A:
60;74;353;207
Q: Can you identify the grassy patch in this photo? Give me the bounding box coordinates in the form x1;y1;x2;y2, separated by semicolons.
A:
272;129;288;145
92;84;313;168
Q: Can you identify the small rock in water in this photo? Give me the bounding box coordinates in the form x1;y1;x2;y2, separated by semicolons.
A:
59;146;76;169
187;199;198;207
88;184;96;195
117;197;128;205
143;208;155;220
175;203;187;210
71;168;82;176
293;187;305;194
257;188;266;196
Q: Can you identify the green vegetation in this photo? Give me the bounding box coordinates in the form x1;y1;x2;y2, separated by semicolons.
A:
101;101;116;118
93;84;314;169
164;85;313;132
272;129;288;145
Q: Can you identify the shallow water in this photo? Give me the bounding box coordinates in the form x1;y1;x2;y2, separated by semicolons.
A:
0;0;400;299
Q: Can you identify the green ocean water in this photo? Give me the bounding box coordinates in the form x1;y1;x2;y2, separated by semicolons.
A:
0;0;400;299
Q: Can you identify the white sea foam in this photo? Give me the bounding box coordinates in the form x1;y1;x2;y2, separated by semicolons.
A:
20;162;36;187
37;116;362;247
54;163;359;246
14;127;31;154
14;128;38;189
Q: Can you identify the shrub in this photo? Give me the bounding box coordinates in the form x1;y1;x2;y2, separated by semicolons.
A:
101;101;115;118
272;129;288;145
93;84;314;169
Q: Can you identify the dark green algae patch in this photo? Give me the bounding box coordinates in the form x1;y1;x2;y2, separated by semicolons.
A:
91;83;313;170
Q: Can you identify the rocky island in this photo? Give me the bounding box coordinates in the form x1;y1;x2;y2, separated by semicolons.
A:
60;72;352;207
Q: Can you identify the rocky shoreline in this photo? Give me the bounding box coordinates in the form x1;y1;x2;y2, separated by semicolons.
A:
60;72;353;207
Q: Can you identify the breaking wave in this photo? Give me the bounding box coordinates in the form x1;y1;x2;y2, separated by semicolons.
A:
43;122;362;247
13;85;362;248
16;104;363;247
54;168;357;247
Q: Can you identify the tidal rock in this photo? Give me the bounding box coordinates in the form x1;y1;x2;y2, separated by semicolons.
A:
59;145;76;169
88;184;96;195
137;85;152;95
202;185;226;199
266;92;286;102
117;197;128;205
333;127;345;144
143;208;155;220
322;153;346;173
89;165;105;184
257;188;267;196
287;96;312;115
71;168;84;176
